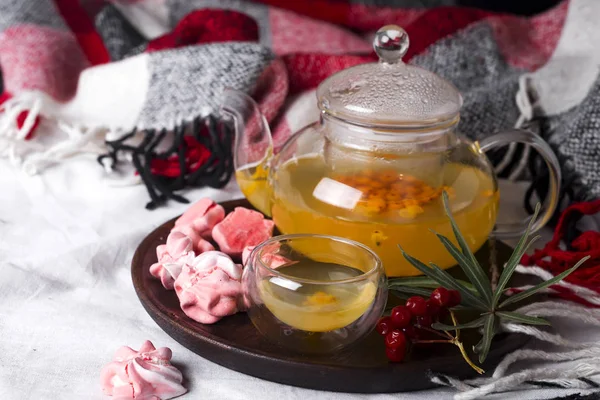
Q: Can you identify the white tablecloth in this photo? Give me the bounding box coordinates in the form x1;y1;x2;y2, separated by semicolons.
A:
1;147;598;400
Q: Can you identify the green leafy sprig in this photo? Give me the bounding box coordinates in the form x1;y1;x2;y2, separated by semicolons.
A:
392;191;589;367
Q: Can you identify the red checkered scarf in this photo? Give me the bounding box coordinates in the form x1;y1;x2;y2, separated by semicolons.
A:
0;0;573;179
515;199;600;308
1;0;600;302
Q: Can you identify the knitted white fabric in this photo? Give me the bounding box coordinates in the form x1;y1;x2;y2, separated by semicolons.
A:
431;300;600;399
510;265;600;306
529;0;600;116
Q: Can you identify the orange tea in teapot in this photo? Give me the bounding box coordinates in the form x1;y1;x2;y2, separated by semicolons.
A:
238;154;498;277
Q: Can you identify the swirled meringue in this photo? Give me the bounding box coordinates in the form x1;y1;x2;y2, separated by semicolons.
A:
174;198;225;239
242;245;294;269
150;231;195;290
100;340;187;400
170;224;215;254
212;207;275;258
174;251;244;324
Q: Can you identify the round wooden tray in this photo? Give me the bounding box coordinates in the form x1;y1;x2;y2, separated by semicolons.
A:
132;199;528;393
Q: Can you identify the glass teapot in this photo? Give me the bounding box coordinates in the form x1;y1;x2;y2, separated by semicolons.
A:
222;25;560;277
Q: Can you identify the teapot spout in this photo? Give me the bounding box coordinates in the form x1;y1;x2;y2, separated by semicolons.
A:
221;89;274;216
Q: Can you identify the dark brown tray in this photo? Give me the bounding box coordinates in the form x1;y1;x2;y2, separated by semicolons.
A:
132;199;528;393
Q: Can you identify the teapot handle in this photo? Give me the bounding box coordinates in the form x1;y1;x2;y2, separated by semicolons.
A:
478;129;561;239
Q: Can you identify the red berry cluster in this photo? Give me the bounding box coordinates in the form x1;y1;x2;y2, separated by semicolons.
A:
376;287;461;362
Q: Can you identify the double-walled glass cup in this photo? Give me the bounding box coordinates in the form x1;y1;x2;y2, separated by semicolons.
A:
242;234;387;354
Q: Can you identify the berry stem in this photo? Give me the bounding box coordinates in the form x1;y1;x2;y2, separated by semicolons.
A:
450;310;461;340
419;326;454;339
456;341;484;375
449;310;484;375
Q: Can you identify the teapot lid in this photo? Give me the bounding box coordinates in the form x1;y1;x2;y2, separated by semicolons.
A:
317;25;463;128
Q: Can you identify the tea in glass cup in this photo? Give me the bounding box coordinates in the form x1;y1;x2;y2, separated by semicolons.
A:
242;234;387;354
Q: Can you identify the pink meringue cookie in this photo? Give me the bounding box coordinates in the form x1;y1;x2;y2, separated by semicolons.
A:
171;224;215;254
174;251;244;324
174;198;225;239
150;231;195;290
100;340;187;400
242;245;294;269
212;207;275;258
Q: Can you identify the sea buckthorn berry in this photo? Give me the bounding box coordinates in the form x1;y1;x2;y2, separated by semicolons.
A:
370;181;384;189
355;176;371;185
371;230;388;247
398;205;424;219
334;170;449;217
355;185;371;196
372;189;388;198
390;306;412;328
379;170;398;183
385;192;402;201
384;329;407;350
368;196;386;207
376;317;393;336
430;287;451;307
425;299;441;317
448;290;461;307
406;296;427;316
416;315;433;328
387;201;406;210
385;346;406;363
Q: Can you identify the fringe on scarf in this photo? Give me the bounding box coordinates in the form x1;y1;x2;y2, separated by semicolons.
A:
0;91;109;175
430;301;600;400
490;75;538;181
97;115;234;210
0;87;235;210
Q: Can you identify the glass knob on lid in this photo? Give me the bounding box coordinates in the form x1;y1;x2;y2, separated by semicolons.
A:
373;24;409;64
317;25;463;128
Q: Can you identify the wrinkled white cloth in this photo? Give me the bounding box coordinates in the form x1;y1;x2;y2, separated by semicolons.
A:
1;128;600;400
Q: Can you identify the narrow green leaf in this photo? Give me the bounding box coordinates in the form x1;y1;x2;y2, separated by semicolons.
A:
389;286;432;298
493;234;541;306
493;203;542;307
434;232;493;305
442;191;478;264
477;314;497;364
388;276;444;289
497;311;550;326
499;256;590;308
431;315;487;331
442;191;483;277
399;246;488;309
388;276;475;291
